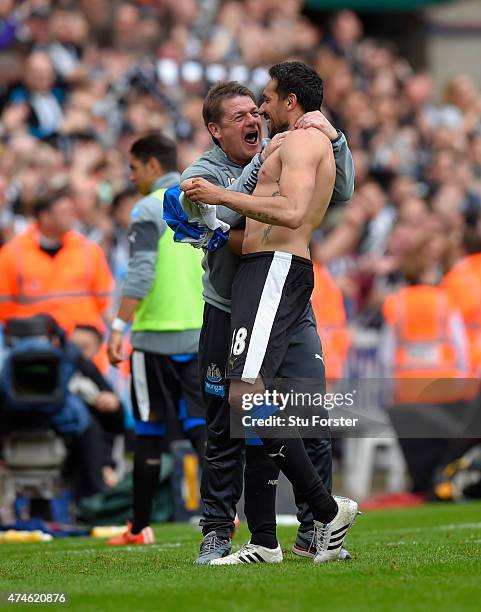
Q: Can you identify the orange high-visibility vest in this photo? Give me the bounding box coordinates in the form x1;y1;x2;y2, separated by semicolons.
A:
442;254;481;373
382;285;475;404
311;263;350;380
0;225;113;335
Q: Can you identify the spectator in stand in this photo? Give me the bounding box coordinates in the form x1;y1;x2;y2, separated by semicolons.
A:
0;0;18;51
8;51;66;143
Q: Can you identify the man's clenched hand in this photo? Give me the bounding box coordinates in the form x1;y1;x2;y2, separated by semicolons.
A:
107;330;124;366
181;178;224;204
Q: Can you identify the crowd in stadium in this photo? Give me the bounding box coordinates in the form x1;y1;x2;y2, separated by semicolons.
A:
1;0;481;515
1;0;481;323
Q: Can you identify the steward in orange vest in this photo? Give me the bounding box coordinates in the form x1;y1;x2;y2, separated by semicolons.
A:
442;238;481;375
381;240;480;493
311;262;350;381
382;231;478;407
0;189;113;335
382;285;473;403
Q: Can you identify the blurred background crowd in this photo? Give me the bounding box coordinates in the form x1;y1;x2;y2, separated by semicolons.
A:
1;0;481;516
1;0;481;324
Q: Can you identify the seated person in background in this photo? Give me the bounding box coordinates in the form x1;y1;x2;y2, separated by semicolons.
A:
70;324;128;489
71;324;132;422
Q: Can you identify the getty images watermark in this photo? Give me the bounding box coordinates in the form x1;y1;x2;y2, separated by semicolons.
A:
240;388;360;431
230;378;481;439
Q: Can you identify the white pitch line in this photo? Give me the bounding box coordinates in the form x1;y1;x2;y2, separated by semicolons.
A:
46;542;185;554
386;537;481;546
370;521;481;535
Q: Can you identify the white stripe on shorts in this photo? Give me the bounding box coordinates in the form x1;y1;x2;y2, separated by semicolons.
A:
132;350;150;421
241;251;292;383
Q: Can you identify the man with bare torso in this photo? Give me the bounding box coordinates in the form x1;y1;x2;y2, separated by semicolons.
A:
182;62;358;565
233;106;335;261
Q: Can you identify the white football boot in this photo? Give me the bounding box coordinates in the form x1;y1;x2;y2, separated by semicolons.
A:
313;496;360;563
210;542;283;565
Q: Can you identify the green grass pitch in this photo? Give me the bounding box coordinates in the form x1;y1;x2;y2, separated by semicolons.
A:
1;501;481;611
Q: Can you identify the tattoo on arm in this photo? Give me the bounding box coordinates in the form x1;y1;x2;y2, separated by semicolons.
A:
228;180;284;225
271;179;281;197
228;204;281;224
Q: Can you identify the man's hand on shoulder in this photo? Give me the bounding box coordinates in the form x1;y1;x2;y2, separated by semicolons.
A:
294;111;338;142
261;131;289;161
181;177;225;205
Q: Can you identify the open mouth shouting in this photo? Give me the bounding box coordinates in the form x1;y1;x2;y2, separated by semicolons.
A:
243;128;260;147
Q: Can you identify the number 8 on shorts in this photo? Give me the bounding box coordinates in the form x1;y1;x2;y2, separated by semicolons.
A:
231;327;248;356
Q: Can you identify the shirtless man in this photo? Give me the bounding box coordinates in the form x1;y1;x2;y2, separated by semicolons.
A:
181;61;358;565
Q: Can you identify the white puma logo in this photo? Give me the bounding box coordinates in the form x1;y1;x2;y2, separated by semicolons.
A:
315;353;324;363
268;445;285;459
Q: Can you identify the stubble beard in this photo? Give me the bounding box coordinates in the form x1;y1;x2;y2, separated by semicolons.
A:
268;119;289;138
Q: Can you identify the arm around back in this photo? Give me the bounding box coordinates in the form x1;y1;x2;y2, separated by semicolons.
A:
331;132;355;204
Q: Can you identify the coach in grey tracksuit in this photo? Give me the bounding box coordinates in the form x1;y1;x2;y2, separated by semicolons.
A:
181;93;354;555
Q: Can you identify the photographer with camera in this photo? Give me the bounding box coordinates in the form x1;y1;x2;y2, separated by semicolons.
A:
0;314;124;502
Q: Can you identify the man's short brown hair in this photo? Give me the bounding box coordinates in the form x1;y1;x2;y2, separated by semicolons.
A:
202;81;257;128
33;186;71;219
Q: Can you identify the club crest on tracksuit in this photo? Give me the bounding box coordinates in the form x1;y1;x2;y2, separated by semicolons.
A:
205;362;225;396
